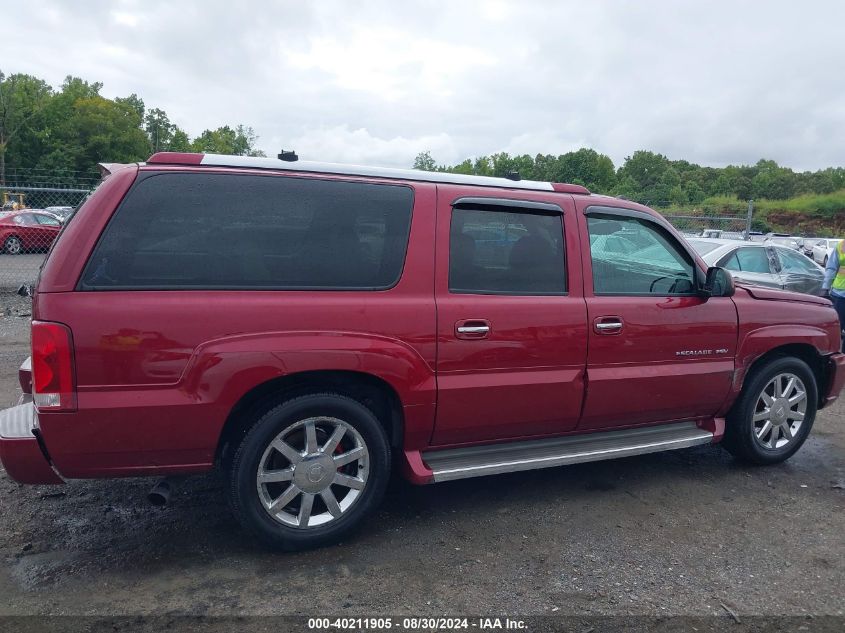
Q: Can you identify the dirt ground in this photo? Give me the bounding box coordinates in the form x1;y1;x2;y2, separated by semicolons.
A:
0;294;843;621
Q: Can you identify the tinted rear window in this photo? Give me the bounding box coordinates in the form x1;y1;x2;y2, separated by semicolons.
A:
80;172;414;290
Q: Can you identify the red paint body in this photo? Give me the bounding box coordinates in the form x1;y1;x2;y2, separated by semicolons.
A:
2;159;843;485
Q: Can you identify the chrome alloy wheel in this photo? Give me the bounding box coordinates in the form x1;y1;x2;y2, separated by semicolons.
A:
256;417;369;528
752;372;807;450
5;236;22;255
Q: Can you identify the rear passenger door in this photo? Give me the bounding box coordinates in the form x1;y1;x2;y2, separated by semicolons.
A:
577;203;737;430
432;186;588;445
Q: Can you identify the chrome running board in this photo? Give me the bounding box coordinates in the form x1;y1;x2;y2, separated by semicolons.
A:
423;421;713;483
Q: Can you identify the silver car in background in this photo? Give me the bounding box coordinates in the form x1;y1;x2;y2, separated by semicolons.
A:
688;238;827;296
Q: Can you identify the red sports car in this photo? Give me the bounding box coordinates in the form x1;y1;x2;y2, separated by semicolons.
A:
0;210;63;254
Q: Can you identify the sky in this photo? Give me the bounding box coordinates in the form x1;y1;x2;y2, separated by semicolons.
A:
2;0;844;172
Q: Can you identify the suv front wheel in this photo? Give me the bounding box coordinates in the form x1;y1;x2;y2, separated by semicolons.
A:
723;356;818;465
227;393;391;550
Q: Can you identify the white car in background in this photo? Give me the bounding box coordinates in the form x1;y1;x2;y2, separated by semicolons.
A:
810;238;842;266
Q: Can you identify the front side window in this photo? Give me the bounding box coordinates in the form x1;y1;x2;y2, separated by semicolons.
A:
587;212;695;295
81;173;414;290
449;208;566;295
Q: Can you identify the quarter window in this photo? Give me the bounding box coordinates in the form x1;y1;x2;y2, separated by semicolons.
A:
81;173;414;290
449;208;566;295
587;213;695;295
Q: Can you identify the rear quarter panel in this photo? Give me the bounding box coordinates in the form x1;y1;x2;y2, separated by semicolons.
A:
33;170;437;478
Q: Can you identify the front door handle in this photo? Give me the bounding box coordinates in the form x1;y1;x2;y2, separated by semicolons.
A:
455;319;491;339
457;325;490;334
593;317;623;334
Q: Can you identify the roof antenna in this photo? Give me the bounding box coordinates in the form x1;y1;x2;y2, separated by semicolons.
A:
505;170;521;181
278;149;299;162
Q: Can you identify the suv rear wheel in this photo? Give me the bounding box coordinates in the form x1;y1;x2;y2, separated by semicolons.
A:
226;392;391;550
723;356;817;464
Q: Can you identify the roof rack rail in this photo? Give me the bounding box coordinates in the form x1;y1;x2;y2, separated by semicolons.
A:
145;152;592;195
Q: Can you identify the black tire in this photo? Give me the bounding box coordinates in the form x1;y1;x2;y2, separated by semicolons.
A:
4;236;23;255
722;356;817;465
227;392;391;550
822;256;828;267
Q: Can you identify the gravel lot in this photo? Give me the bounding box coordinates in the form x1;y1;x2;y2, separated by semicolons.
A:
0;293;843;623
0;254;44;290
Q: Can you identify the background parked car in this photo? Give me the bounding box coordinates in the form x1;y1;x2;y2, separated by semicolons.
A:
0;210;63;255
811;238;843;265
688;238;827;296
764;234;802;251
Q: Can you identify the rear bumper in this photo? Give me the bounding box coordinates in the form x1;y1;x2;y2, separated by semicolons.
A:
821;352;845;409
0;404;64;485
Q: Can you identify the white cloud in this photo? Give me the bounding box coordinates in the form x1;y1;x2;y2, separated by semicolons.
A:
282;125;459;167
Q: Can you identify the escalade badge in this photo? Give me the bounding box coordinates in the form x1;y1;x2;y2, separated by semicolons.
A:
676;348;728;357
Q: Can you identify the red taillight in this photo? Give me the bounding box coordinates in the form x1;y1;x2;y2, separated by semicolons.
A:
31;321;76;411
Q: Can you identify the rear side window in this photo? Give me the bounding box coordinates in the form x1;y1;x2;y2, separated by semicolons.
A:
449;208;566;295
80;173;414;290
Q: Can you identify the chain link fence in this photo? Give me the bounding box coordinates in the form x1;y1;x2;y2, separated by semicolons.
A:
1;184;92;290
648;200;756;242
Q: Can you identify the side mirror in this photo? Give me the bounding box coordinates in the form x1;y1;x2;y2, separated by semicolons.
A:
701;266;735;298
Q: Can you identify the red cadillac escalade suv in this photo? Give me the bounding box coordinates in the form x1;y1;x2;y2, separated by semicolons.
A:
1;152;843;550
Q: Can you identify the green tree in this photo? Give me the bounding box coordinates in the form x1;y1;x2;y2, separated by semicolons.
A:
191;124;265;156
72;95;150;166
0;71;52;182
115;93;145;121
752;159;795;199
412;150;437;171
169;127;192;152
555;148;616;191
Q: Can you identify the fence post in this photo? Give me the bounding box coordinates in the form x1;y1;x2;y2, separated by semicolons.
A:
744;199;754;240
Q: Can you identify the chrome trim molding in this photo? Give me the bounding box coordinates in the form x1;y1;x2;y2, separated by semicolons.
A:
423;421;713;482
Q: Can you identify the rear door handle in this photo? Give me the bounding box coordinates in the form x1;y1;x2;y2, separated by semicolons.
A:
593;317;623;334
455;319;491;339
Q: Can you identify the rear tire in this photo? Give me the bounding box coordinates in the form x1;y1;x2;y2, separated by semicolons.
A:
226;392;391;550
4;236;23;255
722;356;817;465
822;256;828;267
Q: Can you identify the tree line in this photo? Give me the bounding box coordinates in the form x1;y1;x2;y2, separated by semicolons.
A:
0;70;265;184
2;68;843;210
413;149;845;207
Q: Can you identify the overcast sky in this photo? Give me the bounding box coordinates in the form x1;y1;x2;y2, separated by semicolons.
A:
3;0;844;171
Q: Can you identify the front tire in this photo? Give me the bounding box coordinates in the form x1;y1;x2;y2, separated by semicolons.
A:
4;236;23;255
227;393;391;550
723;356;817;465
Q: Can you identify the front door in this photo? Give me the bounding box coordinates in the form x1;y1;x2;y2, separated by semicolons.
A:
432;185;588;446
577;203;737;430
